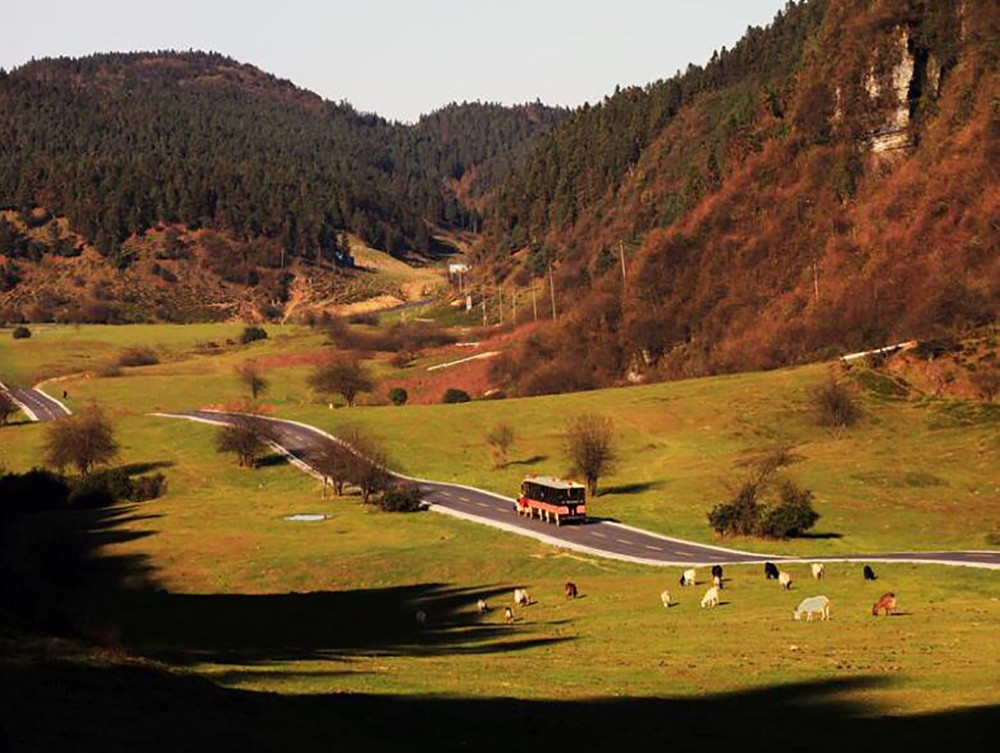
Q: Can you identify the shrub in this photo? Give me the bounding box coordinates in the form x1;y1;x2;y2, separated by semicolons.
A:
442;388;471;404
69;469;133;508
380;483;423;512
131;472;168;502
0;390;18;425
809;377;860;431
239;326;268;345
12;325;31;339
117;347;159;367
236;362;270;400
708;467;819;540
913;337;959;360
970;365;1000;403
95;362;123;378
388;387;409;406
347;312;379;326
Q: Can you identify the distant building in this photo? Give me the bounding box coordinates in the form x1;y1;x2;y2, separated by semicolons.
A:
449;262;470;276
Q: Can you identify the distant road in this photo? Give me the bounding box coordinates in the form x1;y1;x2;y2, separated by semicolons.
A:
158;409;1000;571
0;381;72;422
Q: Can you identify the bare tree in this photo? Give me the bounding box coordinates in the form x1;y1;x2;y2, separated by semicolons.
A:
340;426;394;503
308;356;375;407
44;405;119;475
311;441;354;497
236;362;269;400
970;365;1000;403
563;414;618;497
809;377;860;434
0;390;18;426
486;423;516;468
215;414;274;468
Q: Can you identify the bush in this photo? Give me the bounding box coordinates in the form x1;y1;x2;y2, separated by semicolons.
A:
131;472;168;502
809;377;860;430
12;325;31;339
239;326;268;345
44;406;119;475
913;337;960;360
117;347;160;367
388;387;409;406
347;313;379;326
380;483;424;512
442;388;471;404
68;469;133;508
95;362;123;378
708;470;819;540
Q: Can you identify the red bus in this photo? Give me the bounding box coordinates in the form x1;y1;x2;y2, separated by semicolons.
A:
515;476;587;526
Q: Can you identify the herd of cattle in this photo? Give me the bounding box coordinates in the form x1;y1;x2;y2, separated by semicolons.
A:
416;562;899;625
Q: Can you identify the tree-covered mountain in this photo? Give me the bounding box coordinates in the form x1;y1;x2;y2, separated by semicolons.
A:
0;51;565;266
478;0;1000;392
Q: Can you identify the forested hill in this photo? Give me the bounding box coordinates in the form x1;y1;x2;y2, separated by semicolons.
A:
478;0;1000;391
0;51;565;263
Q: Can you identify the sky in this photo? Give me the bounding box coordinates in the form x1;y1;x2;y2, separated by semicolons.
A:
2;0;790;122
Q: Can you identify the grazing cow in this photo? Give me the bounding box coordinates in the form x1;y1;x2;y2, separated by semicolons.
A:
711;564;724;580
779;571;793;590
415;609;427;624
504;606;515;624
660;590;671;608
564;582;578;599
764;562;780;580
712;574;722;590
477;599;489;615
679;568;697;587
872;593;897;616
793;595;831;621
700;586;720;608
864;565;877;581
514;588;531;606
811;563;826;580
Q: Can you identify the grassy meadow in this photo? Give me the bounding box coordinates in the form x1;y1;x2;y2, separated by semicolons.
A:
1;321;1000;730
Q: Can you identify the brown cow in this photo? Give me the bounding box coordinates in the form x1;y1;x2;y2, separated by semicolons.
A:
504;606;515;624
872;593;897;616
564;581;578;599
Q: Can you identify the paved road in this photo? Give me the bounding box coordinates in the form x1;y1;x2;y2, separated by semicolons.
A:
158;409;1000;570
0;380;72;422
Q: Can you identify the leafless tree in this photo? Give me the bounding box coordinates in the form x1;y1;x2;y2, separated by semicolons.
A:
970;365;1000;403
44;404;119;475
236;362;270;400
215;413;274;468
308;356;375;407
486;423;516;468
809;377;860;433
563;414;618;497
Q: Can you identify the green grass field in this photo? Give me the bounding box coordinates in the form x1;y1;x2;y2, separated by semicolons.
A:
2;323;999;728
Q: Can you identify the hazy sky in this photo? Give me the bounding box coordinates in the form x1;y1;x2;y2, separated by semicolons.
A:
2;1;789;122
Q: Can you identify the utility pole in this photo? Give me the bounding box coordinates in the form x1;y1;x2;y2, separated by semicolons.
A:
531;284;538;321
549;264;558;321
482;297;487;327
511;288;516;324
812;260;820;303
498;285;504;325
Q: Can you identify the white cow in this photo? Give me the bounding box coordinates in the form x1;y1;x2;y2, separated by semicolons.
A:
793;595;831;621
680;569;697;587
514;588;531;606
700;586;719;608
660;590;672;608
811;563;826;580
477;599;489;614
779;571;793;590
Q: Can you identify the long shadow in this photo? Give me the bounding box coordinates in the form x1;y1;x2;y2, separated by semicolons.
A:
601;480;664;495
119;461;175;476
508;455;548;467
797;531;844;540
2;665;997;751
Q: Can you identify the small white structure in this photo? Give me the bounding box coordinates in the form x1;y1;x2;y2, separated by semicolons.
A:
449;262;470;276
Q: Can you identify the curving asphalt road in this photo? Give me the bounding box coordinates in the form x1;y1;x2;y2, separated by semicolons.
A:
0;380;72;422
157;409;1000;571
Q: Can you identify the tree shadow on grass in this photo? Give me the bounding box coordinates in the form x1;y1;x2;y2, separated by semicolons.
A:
119;461;175;476
255;453;291;469
508;455;548;467
2;664;998;752
796;531;844;540
601;480;664;496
